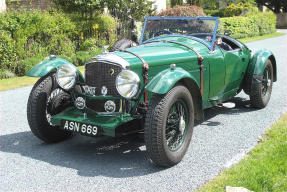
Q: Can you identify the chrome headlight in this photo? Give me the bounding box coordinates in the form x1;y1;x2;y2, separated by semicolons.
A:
56;64;77;90
116;70;140;99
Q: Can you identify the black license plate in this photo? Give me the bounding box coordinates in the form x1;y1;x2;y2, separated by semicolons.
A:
62;120;98;136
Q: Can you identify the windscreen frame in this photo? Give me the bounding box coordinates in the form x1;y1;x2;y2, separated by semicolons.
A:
139;16;219;51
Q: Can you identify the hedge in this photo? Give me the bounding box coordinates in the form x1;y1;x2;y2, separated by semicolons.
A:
0;10;117;79
218;12;276;39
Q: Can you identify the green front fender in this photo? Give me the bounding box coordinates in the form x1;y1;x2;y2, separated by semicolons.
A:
247;49;277;81
146;67;199;94
26;57;84;81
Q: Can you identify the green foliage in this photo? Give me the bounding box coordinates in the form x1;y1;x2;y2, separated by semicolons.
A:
52;0;101;15
203;0;219;9
171;0;183;7
0;10;115;78
218;12;276;39
224;3;244;16
187;0;203;7
67;49;102;66
105;0;154;22
158;5;206;17
0;10;77;77
256;0;287;13
204;9;225;17
224;2;258;17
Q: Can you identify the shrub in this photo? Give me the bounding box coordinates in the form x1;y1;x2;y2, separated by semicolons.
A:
224;3;244;17
204;9;225;17
157;5;206;17
218;12;277;39
96;15;117;47
0;10;116;78
70;49;103;66
70;13;117;47
224;2;258;17
0;10;77;76
246;12;276;35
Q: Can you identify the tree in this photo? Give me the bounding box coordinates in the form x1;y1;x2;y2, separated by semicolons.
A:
53;0;102;17
187;0;203;7
171;0;183;7
104;0;154;21
53;0;153;21
255;0;287;13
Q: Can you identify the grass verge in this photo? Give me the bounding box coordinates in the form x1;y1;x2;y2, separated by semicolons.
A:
197;113;287;192
0;66;84;92
239;32;285;43
0;32;285;92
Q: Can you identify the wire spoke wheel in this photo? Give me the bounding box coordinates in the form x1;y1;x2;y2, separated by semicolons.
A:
166;99;189;151
144;85;194;167
261;66;272;97
249;59;273;109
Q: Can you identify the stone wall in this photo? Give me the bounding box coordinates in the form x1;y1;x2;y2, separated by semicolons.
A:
277;13;287;28
7;0;53;10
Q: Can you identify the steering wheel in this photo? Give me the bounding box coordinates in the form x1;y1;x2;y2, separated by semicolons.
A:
154;29;172;37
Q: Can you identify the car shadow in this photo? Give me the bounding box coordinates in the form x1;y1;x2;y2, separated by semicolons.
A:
196;96;258;126
0;96;256;178
0;131;164;178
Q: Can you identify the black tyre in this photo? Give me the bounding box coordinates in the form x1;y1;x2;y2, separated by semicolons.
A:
110;39;137;52
144;85;194;167
250;60;273;108
27;73;73;143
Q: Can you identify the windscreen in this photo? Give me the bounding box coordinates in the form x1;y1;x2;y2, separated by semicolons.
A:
139;17;219;50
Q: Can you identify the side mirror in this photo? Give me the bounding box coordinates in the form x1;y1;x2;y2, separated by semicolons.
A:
224;29;232;36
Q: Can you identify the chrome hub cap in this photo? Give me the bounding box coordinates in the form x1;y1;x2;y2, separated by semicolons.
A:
179;116;186;134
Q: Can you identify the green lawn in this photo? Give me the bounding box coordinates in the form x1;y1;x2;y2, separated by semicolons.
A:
0;66;84;91
0;32;285;92
197;113;287;192
239;32;285;43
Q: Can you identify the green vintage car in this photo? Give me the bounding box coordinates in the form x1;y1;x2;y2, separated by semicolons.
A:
26;17;276;167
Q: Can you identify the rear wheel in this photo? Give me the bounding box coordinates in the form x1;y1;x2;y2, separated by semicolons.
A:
27;73;73;143
144;85;194;167
250;60;273;108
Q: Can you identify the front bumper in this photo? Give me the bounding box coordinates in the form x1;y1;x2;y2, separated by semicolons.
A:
50;107;135;137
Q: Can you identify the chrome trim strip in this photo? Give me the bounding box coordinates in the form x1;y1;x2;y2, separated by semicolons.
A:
90;53;130;69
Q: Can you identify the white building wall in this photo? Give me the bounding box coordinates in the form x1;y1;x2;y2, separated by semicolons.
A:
0;0;6;13
152;0;166;14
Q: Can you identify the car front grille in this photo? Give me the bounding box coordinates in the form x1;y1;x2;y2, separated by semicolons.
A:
85;61;122;97
85;61;122;112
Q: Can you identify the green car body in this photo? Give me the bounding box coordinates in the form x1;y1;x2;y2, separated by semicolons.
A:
27;35;276;136
26;17;276;166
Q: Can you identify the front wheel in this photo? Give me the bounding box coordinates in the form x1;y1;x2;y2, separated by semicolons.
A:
144;85;194;167
27;73;73;143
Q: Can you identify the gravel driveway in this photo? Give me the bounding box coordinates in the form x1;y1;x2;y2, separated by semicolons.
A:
1;31;287;192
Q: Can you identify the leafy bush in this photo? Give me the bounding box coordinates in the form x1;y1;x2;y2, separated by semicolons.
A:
0;10;77;76
218;12;276;39
70;13;117;47
224;2;258;17
224;3;244;17
246;12;277;35
157;5;206;17
67;49;102;66
0;10;117;78
204;9;225;17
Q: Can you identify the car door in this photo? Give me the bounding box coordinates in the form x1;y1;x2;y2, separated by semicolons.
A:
222;49;245;91
208;47;226;100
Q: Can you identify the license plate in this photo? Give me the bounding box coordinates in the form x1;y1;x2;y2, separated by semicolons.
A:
62;120;98;136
